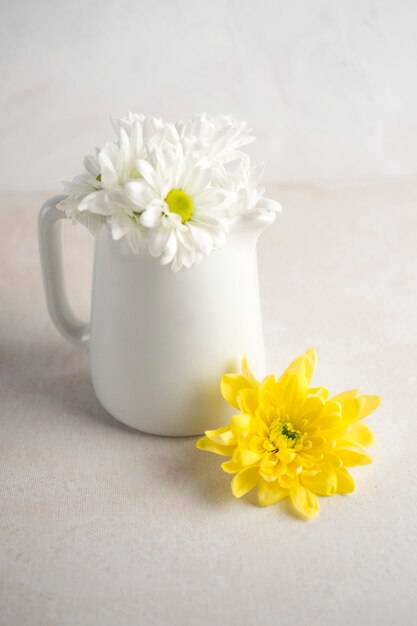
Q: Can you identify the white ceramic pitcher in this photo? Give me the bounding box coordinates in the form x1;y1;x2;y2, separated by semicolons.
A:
38;195;274;436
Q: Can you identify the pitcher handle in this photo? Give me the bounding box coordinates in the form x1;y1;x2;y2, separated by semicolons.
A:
38;195;90;349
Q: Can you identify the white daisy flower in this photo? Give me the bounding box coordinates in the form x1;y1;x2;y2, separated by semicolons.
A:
58;150;105;234
125;150;236;272
75;121;147;243
112;112;179;155
111;111;145;133
217;157;282;218
177;113;255;165
58;112;281;271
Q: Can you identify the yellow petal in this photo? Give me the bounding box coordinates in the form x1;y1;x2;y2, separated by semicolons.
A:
304;347;317;384
356;395;381;420
260;471;279;483
295;453;316;469
249;434;267;454
241;355;259;387
344;422;376;447
251;415;270;437
258;478;288;507
284;372;308;414
230;413;252;432
342;395;381;423
308;386;329;400
278;473;299;489
221;460;242;474
277;354;303;385
307;436;327;449
331;389;359;403
301;471;337;496
322;400;342;417
335;467;355;493
258;389;278;410
282;350;316;385
205;425;236;446
341;397;364;422
299;448;324;460
309;414;342;430
260;452;278;471
341;397;364;423
299;395;325;421
221;374;250;409
231;467;259;498
320;452;343;469
277;449;297;463
237;388;259;415
336;446;372;467
286;353;309;377
290;484;320;519
196;437;234;457
232;449;262;467
260;374;278;394
259;471;278;484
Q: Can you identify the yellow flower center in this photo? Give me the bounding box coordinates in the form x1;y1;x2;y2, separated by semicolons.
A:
165;189;193;223
269;419;303;451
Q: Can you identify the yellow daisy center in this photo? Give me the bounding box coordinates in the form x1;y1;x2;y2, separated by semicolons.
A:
269;419;304;451
165;189;193;223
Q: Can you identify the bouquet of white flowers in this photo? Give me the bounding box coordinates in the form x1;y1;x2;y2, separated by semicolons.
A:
59;112;281;272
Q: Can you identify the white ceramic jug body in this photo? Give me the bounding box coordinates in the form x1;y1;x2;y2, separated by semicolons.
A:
39;196;273;436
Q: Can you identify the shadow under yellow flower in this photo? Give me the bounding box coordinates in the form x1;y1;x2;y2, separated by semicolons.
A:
196;349;380;520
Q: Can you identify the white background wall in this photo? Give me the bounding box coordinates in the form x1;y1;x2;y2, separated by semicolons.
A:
1;0;416;192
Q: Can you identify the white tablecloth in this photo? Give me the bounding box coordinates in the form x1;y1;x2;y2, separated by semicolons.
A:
1;183;416;626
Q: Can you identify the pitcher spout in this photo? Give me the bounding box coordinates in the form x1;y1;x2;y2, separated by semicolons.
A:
229;210;277;241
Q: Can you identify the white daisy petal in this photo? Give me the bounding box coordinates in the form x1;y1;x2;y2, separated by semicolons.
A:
191;214;225;230
81;212;104;235
188;224;214;256
183;166;211;195
125;181;149;208
191;216;227;248
140;207;163;228
171;254;184;273
177;228;195;252
126;227;144;253
192;189;231;211
147;225;171;258
171;157;188;189
160;231;178;265
78;191;113;215
131;120;143;157
110;212;134;240
136;159;158;189
119;128;131;164
99;151;118;189
83;154;100;177
249;162;265;187
166;212;184;229
148;198;166;210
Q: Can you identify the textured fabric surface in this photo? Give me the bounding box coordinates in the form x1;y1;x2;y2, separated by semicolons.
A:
1;183;416;626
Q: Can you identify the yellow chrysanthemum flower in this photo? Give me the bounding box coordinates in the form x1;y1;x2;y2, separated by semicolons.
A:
196;349;380;520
